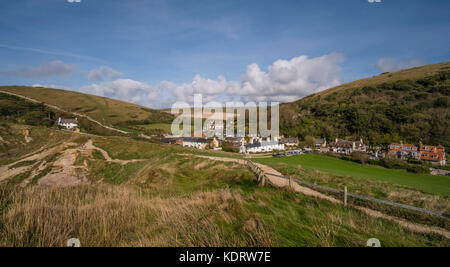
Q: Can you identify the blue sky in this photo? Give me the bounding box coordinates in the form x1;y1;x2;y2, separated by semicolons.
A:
0;0;449;108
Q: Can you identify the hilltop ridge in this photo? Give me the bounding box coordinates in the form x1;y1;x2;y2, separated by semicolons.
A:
280;62;450;148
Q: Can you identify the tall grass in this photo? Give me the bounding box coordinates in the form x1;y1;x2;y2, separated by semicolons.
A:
0;185;272;247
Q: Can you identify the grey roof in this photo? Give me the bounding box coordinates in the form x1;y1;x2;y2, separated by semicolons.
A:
331;140;363;148
161;137;183;143
183;138;208;143
246;141;283;148
246;142;261;148
58;118;78;124
315;138;326;144
281;137;298;143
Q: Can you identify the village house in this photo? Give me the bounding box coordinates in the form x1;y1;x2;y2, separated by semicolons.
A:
330;138;366;155
56;117;78;129
314;138;329;152
419;144;447;166
225;136;246;149
209;136;220;149
314;138;327;149
387;142;419;160
280;137;299;147
181;136;220;150
161;137;183;145
182;138;209;150
241;139;285;154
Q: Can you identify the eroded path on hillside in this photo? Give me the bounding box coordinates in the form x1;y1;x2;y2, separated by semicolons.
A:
84;139;147;165
0;143;68;182
0;139;147;186
186;154;340;204
184;154;450;239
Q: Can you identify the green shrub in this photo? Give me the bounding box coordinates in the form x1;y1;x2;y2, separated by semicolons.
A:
407;165;431;174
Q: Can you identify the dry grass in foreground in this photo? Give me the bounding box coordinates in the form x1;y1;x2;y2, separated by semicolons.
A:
0;184;272;247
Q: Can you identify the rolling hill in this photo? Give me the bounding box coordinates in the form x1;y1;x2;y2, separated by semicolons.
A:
1;69;449;246
0;86;173;129
279;62;450;149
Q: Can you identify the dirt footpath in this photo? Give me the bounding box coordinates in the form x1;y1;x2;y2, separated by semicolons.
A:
184;154;450;239
84;139;147;165
188;154;340;204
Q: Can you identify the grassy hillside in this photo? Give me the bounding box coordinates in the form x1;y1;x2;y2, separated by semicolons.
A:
280;62;450;149
0;86;173;128
0;131;448;246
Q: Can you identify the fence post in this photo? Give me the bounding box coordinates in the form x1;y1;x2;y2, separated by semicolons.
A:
344;186;348;206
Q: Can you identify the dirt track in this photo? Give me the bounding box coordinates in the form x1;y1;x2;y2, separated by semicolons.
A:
1;139;146;186
185;154;450;239
84;139;147;165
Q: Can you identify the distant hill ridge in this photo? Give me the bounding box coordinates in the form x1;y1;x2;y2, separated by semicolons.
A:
0;86;173;129
279;61;450;149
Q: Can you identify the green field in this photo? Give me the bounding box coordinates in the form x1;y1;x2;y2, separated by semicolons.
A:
254;154;450;196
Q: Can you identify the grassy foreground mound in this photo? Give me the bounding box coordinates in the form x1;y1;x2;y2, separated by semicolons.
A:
0;133;448;246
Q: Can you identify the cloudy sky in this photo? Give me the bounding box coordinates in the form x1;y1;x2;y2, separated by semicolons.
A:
0;0;449;108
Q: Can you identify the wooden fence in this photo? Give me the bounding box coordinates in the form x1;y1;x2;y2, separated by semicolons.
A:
246;160;450;219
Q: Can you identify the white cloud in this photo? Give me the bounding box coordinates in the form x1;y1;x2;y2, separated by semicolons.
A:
87;66;123;81
79;53;345;108
229;53;345;102
162;74;229;104
79;79;162;107
1;60;76;79
375;58;425;73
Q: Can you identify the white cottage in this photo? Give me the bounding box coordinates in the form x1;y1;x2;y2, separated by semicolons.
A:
182;138;208;150
56;117;78;129
242;140;285;153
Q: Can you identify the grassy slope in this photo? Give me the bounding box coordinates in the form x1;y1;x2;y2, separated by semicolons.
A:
254;154;450;196
279;61;450;147
315;62;450;98
0;86;173;127
1;134;447;246
0;123;78;165
1;157;447;246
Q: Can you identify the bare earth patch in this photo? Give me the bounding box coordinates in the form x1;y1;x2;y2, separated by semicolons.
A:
38;148;88;187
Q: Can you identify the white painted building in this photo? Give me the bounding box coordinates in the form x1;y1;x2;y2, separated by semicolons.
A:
56;117;78;129
182;138;208;149
242;140;285;153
